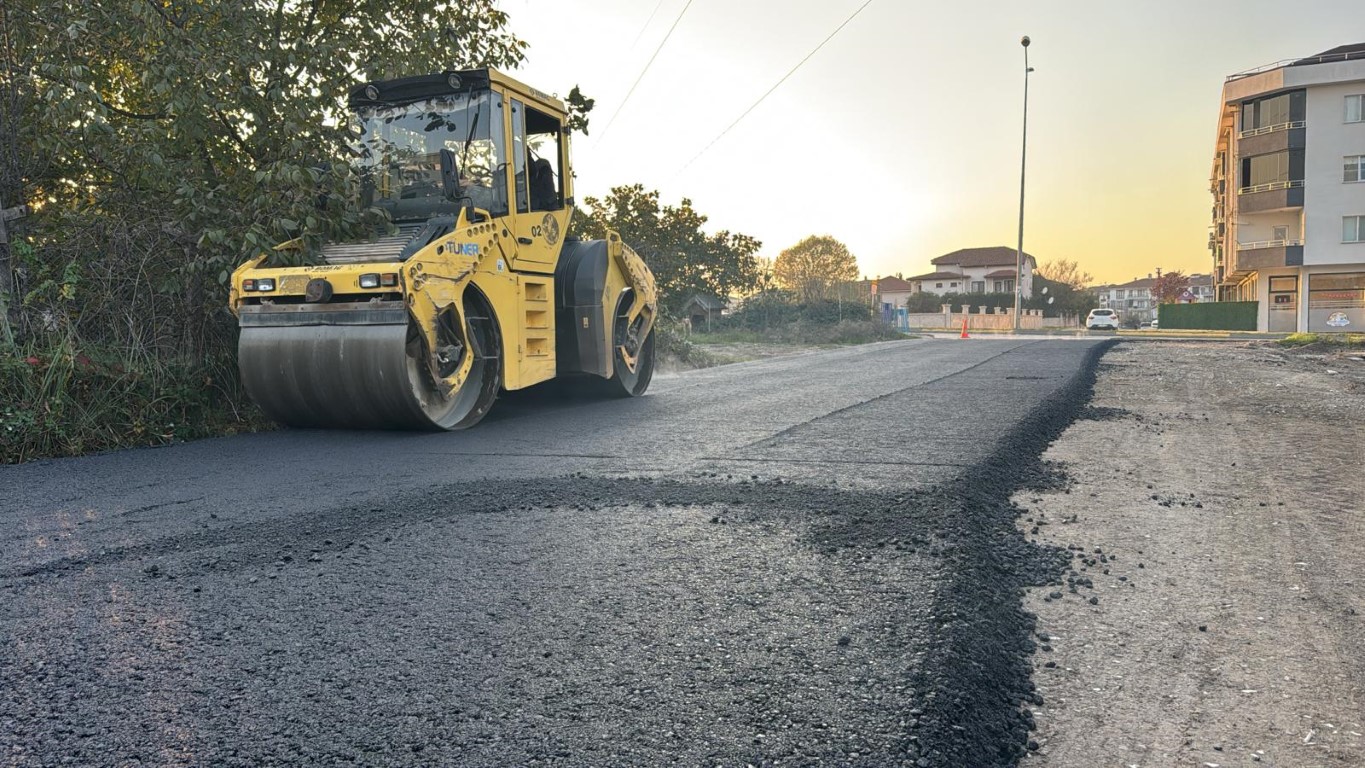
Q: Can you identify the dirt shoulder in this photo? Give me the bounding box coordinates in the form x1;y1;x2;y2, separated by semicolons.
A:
1018;341;1365;767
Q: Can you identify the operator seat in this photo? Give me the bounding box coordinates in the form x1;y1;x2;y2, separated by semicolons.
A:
529;158;556;211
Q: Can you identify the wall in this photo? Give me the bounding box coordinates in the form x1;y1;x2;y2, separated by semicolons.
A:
902;307;1070;330
1159;301;1258;331
1237;211;1303;242
1304;80;1365;265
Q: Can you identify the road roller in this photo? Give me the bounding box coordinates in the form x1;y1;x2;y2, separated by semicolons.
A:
229;69;657;430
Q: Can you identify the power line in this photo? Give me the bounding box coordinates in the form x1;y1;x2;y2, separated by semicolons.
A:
595;0;694;143
627;0;668;53
675;0;876;175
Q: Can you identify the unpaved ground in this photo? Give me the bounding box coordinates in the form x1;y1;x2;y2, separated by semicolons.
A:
655;341;836;375
1017;342;1365;767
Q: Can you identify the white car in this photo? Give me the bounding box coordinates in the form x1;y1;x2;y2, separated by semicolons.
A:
1086;308;1119;330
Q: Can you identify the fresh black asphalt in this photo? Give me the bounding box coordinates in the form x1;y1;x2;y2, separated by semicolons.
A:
0;337;1112;766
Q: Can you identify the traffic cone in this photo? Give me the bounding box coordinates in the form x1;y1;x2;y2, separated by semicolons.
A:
960;316;970;339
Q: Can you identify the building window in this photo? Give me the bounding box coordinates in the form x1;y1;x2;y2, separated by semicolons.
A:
993;279;1015;293
1242;90;1305;131
949;282;958;288
971;281;985;293
1346;216;1365;243
1347;95;1364;124
1346;156;1365;183
1241;149;1304;189
935;282;943;288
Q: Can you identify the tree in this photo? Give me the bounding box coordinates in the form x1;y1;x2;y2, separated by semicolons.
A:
1027;276;1097;317
6;0;530;354
1036;258;1095;290
576;185;761;313
1153;271;1189;304
773;235;859;303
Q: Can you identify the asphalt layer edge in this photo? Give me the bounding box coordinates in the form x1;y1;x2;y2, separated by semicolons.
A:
894;338;1119;767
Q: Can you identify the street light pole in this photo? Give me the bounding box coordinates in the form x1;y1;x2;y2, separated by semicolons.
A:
1014;35;1033;331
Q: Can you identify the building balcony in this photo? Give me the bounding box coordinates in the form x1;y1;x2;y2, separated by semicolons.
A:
1237;121;1305;156
1230;239;1304;274
1237;180;1304;213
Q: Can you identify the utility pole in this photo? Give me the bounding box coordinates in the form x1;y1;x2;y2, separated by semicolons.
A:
1014;35;1034;331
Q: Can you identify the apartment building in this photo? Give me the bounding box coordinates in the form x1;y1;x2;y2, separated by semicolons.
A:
1092;273;1214;325
1210;43;1365;332
1093;277;1158;324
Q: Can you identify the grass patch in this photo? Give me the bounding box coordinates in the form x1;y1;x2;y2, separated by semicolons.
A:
1276;332;1365;348
1;339;269;464
654;323;722;369
692;321;906;346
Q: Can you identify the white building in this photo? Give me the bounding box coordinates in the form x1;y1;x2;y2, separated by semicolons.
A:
1183;273;1216;303
1210;43;1365;332
1091;272;1213;325
1093;277;1158;325
906;247;1036;298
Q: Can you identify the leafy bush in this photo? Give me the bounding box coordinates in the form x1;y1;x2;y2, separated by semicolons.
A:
721;294;877;330
1276;333;1365;348
692;320;902;346
653;322;721;368
1;340;267;463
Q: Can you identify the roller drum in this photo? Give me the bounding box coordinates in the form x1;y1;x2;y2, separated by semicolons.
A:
240;323;447;430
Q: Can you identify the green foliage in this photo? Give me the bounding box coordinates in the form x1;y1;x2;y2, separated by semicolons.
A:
1;0;528;461
691;321;902;346
1028;276;1097;316
723;294;875;329
773;235;859;303
653;321;721;369
0;340;268;463
1276;332;1365;348
577;185;762;313
565;86;595;135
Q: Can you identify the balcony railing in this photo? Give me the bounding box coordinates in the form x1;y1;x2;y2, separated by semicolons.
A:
1238;180;1304;195
1227;49;1365;82
1237;239;1303;251
1238;120;1305;139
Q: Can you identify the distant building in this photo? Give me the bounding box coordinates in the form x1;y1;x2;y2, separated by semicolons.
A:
905;247;1037;298
1092;272;1216;322
860;276;915;308
1210;42;1365;332
1093;276;1158;325
681;293;727;331
1183;273;1216;303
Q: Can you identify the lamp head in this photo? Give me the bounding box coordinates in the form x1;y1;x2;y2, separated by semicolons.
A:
1021;35;1031;47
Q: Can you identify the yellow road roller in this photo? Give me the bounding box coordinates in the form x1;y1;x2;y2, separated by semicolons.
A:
229;69;657;430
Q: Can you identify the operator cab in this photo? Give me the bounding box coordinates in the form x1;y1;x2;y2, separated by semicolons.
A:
349;69;569;250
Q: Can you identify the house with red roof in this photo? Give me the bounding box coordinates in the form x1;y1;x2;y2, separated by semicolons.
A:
858;275;916;308
905;247;1037;298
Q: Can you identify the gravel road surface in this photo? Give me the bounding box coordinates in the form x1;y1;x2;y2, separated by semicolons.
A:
2;338;1110;767
1018;342;1365;767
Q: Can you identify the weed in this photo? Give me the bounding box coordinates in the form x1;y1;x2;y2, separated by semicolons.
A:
1;339;270;463
1277;332;1365;348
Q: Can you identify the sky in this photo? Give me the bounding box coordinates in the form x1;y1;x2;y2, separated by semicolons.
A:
496;0;1357;284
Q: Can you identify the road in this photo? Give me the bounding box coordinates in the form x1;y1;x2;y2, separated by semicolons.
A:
1;338;1110;767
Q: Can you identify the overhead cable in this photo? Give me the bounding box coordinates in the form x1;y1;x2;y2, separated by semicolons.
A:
627;0;669;53
596;0;695;143
676;0;876;174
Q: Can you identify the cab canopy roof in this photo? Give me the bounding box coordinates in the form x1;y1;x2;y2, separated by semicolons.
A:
348;68;564;115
